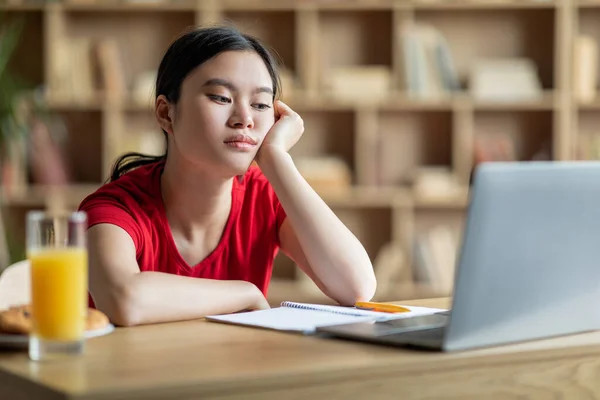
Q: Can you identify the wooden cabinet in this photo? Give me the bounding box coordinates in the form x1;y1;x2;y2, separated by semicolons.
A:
0;0;585;305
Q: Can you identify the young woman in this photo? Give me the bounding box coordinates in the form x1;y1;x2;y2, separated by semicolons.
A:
79;25;376;327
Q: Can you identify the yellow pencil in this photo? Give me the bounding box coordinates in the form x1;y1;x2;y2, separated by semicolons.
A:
355;301;411;314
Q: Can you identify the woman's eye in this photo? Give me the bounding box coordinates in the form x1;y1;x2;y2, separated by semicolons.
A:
253;103;272;111
209;95;231;103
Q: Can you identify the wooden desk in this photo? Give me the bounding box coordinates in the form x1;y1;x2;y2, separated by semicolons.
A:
2;297;600;399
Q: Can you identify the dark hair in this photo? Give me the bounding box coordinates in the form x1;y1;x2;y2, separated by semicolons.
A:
109;25;282;182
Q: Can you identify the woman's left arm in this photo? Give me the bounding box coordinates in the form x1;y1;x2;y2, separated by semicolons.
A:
256;101;377;305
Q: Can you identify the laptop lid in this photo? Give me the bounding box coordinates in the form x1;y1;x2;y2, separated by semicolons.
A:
444;161;600;351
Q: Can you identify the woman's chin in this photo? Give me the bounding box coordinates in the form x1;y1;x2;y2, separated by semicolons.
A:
225;155;257;176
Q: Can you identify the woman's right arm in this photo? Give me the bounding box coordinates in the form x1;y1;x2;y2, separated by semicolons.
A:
87;223;270;327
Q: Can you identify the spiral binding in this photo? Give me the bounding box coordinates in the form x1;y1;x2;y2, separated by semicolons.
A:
281;301;367;317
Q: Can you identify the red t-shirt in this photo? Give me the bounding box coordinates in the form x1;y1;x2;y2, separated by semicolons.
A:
78;161;287;303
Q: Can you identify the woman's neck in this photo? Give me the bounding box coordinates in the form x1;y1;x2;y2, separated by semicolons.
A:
160;154;233;237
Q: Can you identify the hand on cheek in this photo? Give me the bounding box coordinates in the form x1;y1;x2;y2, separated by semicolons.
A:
257;101;304;162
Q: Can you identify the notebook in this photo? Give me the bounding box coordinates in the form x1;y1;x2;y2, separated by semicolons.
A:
205;301;447;335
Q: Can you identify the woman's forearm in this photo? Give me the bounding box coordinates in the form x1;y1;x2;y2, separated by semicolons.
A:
105;273;268;326
259;148;377;305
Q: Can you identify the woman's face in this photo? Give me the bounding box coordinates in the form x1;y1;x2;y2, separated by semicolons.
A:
167;50;276;176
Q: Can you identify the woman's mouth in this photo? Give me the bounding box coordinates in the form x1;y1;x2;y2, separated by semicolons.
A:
224;134;258;151
225;141;256;150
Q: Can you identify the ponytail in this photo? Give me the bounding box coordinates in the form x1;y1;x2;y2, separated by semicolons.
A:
109;152;165;182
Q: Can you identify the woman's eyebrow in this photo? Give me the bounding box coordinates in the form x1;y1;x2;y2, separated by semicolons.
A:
255;86;273;96
202;78;236;91
202;78;273;95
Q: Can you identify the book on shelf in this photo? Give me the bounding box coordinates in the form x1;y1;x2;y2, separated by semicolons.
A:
294;156;352;195
470;58;543;102
574;35;598;104
413;225;458;295
120;130;165;158
0;138;28;196
473;134;517;166
411;166;465;201
48;37;128;104
279;68;297;101
324;65;391;101
0;96;72;194
401;23;460;100
371;241;406;299
28;118;71;186
472;133;551;179
95;38;129;103
131;70;157;109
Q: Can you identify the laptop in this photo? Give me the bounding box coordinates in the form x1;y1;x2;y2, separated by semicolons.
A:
317;161;600;351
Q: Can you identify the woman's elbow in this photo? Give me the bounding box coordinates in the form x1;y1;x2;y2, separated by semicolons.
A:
335;271;377;306
93;286;142;327
355;258;377;300
111;304;141;328
361;274;378;301
352;275;377;303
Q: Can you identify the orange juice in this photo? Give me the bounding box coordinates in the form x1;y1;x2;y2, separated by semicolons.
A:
29;247;88;341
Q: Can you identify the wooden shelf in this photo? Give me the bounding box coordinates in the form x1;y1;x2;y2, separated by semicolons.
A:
0;0;579;299
577;98;600;110
223;9;296;73
60;0;197;11
410;0;557;9
471;91;557;111
0;0;197;11
45;94;105;111
0;3;44;11
41;91;561;112
413;192;470;209
221;0;297;11
578;0;600;8
318;186;413;208
0;184;99;207
0;183;414;208
0;0;560;12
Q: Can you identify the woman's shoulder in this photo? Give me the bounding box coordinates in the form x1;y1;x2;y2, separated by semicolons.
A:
78;162;164;250
79;161;163;213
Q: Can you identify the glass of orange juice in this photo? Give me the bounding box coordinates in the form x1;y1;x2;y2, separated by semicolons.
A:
26;210;88;361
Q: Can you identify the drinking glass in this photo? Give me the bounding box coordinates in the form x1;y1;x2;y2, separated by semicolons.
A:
26;210;88;361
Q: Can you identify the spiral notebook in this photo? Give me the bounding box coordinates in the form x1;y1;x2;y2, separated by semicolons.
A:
205;302;446;334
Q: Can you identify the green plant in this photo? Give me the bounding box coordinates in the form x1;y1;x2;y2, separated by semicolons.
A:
0;12;30;155
0;13;36;267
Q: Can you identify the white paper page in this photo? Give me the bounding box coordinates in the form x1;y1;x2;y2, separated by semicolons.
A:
206;307;377;334
281;302;447;321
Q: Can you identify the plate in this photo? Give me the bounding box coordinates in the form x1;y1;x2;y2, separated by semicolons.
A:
0;324;115;350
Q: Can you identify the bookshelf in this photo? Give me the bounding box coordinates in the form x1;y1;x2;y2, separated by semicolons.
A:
0;0;584;306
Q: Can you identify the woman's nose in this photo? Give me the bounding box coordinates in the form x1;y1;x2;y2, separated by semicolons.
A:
228;104;254;129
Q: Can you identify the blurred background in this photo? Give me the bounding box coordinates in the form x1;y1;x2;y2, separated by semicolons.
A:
0;0;593;306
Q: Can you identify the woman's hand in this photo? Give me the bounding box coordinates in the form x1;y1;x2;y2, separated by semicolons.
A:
256;100;304;163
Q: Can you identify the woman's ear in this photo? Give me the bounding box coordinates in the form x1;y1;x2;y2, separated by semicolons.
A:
155;95;175;135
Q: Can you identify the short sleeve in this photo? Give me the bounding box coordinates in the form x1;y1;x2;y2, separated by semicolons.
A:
78;192;144;256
